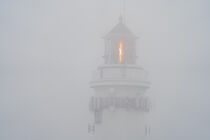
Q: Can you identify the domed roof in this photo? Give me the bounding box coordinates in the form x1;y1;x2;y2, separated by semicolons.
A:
104;17;137;39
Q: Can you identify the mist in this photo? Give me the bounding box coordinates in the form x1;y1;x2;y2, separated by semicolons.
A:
1;0;210;140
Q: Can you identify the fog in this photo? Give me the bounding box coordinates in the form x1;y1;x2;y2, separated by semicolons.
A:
1;0;210;139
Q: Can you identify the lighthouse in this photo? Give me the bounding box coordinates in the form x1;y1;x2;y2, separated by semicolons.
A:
89;16;150;140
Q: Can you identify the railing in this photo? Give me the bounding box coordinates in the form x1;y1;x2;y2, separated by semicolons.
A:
92;65;148;82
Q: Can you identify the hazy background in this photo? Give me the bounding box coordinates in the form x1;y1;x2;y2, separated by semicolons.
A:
1;0;210;139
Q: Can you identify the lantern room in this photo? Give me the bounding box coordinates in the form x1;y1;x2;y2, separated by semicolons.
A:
103;16;138;65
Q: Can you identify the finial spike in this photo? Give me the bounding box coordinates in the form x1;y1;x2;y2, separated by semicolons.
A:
120;0;126;24
119;15;123;23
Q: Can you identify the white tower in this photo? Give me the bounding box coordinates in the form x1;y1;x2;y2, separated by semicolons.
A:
89;17;150;140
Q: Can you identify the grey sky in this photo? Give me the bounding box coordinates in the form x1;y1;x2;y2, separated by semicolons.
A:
1;0;210;139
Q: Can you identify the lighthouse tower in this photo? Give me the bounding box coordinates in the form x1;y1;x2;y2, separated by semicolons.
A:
89;17;150;140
